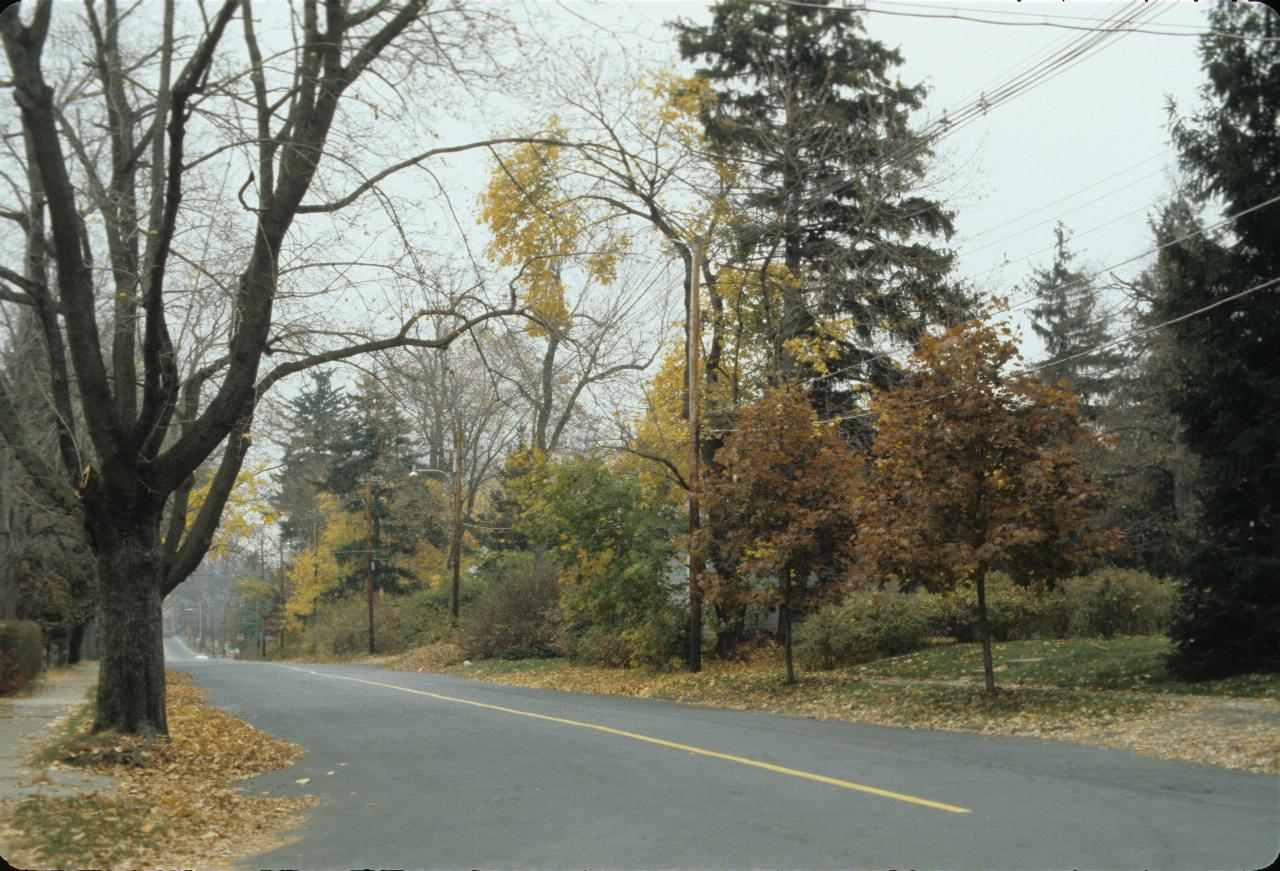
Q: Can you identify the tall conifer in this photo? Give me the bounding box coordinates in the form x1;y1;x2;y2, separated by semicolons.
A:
1160;4;1279;678
673;0;964;403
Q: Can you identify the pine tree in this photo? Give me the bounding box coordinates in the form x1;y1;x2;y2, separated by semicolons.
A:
673;0;964;399
1094;201;1202;576
470;444;534;566
325;374;423;596
1027;223;1124;415
1160;4;1280;679
274;370;351;545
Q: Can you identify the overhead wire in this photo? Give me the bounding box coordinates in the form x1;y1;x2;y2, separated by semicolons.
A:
708;272;1280;434
701;190;1280;419
600;1;1219;430
658;1;1167;410
749;0;1280;42
649;1;1213;422
701;0;1168;254
953;149;1175;246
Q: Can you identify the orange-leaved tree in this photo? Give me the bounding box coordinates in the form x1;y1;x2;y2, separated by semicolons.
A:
856;317;1111;694
703;384;863;683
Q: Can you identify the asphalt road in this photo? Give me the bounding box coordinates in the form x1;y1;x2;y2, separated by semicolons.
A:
163;640;1279;870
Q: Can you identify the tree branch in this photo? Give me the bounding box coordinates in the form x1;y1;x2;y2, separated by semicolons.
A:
295;137;577;214
0;376;79;516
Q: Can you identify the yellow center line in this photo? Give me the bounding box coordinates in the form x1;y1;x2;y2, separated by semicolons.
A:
277;664;970;815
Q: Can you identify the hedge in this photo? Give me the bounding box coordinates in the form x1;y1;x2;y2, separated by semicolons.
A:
0;620;44;694
795;569;1177;669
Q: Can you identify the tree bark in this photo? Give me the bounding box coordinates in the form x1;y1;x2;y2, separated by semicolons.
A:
92;519;168;735
68;621;85;665
975;572;998;696
781;566;795;684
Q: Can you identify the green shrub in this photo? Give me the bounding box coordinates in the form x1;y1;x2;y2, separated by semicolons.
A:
798;568;1178;669
308;593;414;656
457;552;561;660
1059;568;1176;638
561;613;684;670
513;456;684;670
935;574;1064;643
402;576;488;646
795;592;937;669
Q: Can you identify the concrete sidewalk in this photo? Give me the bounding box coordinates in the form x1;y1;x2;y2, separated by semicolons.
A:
0;663;113;804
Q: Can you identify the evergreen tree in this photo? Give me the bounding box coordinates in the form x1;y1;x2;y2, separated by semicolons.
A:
673;0;964;401
470;444;534;567
1027;223;1124;415
325;374;423;596
1159;4;1280;679
1094;201;1203;576
274;370;351;545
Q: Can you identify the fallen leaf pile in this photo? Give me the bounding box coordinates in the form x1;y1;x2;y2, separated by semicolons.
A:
388;642;466;672
438;645;1279;775
0;672;318;870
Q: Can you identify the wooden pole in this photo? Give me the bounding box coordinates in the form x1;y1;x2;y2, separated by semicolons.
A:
688;239;703;673
451;415;463;625
366;475;376;654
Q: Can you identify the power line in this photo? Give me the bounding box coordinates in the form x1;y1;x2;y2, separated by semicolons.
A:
701;1;1166;255
959;170;1177;260
749;0;1280;42
709;273;1280;434
1023;274;1280;379
954;149;1175;246
700;191;1280;421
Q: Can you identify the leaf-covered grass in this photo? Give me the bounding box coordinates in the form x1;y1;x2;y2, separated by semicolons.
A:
442;637;1280;773
452;649;1157;729
1;672;317;870
8;794;159;869
854;636;1280;698
460;655;569;676
29;686;99;769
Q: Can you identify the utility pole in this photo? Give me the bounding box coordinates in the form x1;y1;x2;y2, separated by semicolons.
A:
366;474;377;654
450;414;463;625
687;238;703;673
258;536;268;657
277;534;286;652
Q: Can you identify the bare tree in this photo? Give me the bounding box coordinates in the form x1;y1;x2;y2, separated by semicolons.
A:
0;0;560;734
466;259;667;458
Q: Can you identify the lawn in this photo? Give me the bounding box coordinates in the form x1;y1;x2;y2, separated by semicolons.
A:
853;636;1280;698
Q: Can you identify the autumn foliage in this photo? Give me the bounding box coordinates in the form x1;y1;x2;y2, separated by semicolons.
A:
855;317;1111;692
704;384;863;681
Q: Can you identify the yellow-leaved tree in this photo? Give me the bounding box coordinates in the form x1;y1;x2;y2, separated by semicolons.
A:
281;493;357;626
478;121;625;336
185;462;279;560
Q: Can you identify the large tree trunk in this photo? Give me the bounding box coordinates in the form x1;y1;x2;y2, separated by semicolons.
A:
975;573;998;696
92;518;168;735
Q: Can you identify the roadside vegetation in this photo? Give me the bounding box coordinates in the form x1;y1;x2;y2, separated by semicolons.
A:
0;672;315;869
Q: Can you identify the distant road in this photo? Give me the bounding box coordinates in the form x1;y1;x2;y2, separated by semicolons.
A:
162;636;197;661
169;657;1280;871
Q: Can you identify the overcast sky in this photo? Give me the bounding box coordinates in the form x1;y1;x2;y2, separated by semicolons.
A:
520;0;1220;359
